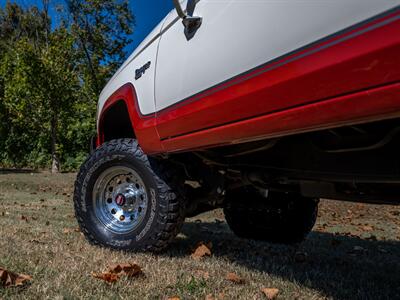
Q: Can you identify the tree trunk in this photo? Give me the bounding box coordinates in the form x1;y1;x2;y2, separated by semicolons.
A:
51;115;60;173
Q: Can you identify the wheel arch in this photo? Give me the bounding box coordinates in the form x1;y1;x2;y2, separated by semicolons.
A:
96;83;163;154
98;100;136;144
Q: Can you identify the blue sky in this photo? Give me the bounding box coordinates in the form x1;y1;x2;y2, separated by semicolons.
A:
0;0;173;54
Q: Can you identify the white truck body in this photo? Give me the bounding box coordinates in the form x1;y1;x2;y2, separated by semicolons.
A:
97;0;400;123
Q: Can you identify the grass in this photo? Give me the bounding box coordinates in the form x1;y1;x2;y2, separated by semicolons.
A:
0;171;399;299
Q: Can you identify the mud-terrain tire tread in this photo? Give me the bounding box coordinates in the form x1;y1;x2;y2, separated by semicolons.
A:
73;138;184;252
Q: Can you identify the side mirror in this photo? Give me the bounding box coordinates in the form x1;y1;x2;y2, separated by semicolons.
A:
172;0;202;40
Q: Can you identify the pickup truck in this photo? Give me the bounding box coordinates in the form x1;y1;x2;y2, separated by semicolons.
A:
74;0;400;251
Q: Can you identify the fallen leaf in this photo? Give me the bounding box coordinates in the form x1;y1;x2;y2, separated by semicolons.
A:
191;242;212;260
91;272;119;284
205;294;214;300
0;267;32;287
225;272;245;284
167;297;180;300
361;225;373;231
261;288;279;299
108;263;143;278
63;227;80;234
91;263;143;284
14;274;32;286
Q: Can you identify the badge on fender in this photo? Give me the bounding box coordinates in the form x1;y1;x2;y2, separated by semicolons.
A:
135;61;151;80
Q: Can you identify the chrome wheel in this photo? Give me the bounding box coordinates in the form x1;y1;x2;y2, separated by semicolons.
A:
92;166;148;234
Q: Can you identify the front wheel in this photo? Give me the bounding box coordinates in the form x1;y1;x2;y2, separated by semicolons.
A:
224;188;318;244
73;139;184;252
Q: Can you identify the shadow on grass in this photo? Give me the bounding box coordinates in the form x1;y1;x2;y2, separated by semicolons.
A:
0;168;38;174
166;221;400;300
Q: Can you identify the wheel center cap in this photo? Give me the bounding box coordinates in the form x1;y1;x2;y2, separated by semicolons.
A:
115;194;126;206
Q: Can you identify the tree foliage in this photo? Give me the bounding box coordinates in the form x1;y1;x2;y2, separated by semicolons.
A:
0;1;134;171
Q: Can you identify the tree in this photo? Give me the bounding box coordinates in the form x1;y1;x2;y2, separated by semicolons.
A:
0;1;135;171
0;2;49;50
65;0;135;96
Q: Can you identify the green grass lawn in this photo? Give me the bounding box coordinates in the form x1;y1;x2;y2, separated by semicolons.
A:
0;171;399;299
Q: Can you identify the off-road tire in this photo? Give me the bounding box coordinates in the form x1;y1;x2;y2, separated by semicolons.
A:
73;138;184;252
224;188;318;244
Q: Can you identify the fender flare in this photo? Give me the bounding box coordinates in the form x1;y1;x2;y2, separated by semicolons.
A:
96;83;163;154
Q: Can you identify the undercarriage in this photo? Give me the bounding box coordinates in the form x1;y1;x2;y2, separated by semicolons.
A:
168;118;400;217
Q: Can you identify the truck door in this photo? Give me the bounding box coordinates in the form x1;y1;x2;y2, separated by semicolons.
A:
155;0;400;143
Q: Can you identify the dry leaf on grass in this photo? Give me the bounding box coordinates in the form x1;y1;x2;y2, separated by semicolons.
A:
0;267;32;288
108;263;143;278
225;272;245;284
362;225;373;231
191;242;212;260
261;288;279;299
167;297;180;300
91;272;120;284
91;263;143;284
63;227;80;234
